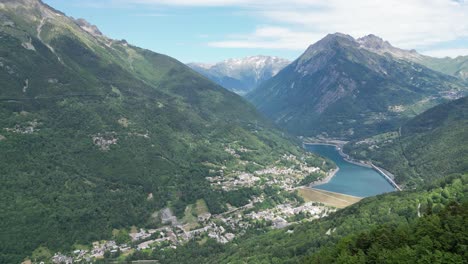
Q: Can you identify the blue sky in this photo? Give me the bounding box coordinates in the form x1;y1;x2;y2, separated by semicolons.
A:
43;0;468;63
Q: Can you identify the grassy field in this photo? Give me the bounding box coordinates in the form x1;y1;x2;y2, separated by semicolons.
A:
297;187;362;208
182;199;210;231
195;199;209;215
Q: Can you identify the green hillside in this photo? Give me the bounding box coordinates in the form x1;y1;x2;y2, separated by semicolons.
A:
345;96;468;188
305;199;467;263
0;1;330;262
419;55;468;81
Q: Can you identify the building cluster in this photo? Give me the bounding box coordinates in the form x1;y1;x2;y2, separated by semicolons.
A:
48;144;333;262
51;253;73;264
248;202;332;229
92;132;118;151
208;163;320;191
4;120;40;134
50;197;334;263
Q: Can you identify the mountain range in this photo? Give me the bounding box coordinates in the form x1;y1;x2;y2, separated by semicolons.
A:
248;33;467;139
188;56;290;95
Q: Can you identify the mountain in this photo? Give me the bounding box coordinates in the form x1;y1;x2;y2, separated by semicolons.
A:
248;33;467;139
345;96;468;188
0;1;329;262
188;56;290;95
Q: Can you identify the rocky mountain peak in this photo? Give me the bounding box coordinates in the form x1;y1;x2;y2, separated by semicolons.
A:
357;34;392;50
300;33;424;63
357;34;423;61
300;33;357;61
0;0;65;24
312;33;356;48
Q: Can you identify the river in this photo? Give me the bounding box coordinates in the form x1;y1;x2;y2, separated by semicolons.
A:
305;144;396;197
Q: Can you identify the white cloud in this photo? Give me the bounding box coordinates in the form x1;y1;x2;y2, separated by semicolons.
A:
113;0;468;56
132;13;168;17
255;0;468;50
208;26;321;50
116;0;253;6
422;48;468;58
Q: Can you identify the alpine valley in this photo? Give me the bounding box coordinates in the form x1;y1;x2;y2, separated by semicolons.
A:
0;1;467;264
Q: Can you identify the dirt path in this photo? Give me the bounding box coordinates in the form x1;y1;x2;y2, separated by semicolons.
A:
36;17;63;63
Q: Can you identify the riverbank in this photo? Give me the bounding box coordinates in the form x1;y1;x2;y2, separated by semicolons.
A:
304;142;402;191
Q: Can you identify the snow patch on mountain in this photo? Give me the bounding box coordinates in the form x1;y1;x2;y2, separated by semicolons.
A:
188;55;290;95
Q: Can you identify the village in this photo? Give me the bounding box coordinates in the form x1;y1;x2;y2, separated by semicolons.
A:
50;146;334;263
51;198;332;263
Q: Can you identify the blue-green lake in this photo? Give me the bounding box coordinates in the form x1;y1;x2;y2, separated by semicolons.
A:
305;144;396;197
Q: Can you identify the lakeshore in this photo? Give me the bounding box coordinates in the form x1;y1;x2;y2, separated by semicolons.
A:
303;144;397;197
304;142;401;191
310;167;340;187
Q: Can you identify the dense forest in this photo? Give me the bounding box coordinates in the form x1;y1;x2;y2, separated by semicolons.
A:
306;201;467;263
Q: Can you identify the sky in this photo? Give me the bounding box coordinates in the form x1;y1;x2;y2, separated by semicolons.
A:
43;0;468;63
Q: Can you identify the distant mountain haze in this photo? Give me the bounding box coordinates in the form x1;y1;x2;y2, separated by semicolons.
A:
188;56;290;95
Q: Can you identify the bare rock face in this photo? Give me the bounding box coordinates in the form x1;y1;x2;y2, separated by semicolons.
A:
74;18;104;37
357;34;423;61
358;34;392;51
160;208;178;226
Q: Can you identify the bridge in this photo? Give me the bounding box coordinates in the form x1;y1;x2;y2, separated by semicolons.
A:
371;164;402;191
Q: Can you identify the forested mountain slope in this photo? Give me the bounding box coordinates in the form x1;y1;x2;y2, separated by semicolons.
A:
0;1;328;262
345;96;468;188
305;200;467;263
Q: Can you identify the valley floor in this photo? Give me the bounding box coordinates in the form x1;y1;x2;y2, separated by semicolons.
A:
297;187;362;208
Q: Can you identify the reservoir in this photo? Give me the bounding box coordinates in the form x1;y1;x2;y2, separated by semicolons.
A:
305;144;396;197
